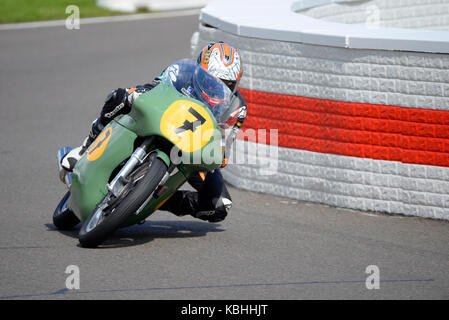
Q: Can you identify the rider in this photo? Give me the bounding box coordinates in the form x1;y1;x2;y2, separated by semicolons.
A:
61;41;247;223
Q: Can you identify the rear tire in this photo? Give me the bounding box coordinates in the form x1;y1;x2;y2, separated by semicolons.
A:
78;156;167;248
53;191;80;230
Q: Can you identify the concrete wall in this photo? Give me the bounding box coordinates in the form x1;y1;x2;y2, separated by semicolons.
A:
298;0;449;31
192;0;449;219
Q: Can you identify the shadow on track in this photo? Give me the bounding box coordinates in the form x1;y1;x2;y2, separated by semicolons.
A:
45;220;224;249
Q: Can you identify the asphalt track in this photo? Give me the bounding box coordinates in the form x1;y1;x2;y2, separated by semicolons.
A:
0;13;448;301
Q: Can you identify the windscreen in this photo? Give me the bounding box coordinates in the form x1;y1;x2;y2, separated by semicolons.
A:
163;59;238;127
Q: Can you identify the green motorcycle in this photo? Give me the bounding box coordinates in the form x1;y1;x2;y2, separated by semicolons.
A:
54;59;237;248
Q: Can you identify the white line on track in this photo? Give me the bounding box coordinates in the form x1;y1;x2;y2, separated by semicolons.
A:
0;9;201;31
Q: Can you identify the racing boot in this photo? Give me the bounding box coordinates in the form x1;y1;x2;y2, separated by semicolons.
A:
193;196;233;223
61;118;104;172
160;191;232;223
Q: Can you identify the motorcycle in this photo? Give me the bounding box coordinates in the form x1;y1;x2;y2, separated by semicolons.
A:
53;59;237;248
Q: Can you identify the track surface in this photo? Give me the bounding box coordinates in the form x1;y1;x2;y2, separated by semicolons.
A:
0;14;448;300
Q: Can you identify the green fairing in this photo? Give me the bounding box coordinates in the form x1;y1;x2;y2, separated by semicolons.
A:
69;122;136;221
119;82;223;173
69;80;224;225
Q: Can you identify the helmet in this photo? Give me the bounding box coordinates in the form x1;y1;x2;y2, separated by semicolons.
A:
197;41;242;94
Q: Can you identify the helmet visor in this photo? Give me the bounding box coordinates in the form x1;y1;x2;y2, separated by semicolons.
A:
193;66;235;124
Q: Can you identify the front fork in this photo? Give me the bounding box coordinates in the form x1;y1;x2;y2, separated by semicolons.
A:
106;136;163;198
106;147;147;197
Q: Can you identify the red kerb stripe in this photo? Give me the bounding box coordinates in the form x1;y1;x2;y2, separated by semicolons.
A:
237;88;449;167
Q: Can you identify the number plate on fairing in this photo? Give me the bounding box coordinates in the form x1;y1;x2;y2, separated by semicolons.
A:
160;100;214;152
86;127;113;162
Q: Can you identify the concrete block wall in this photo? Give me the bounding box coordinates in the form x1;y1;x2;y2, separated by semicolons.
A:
223;140;449;219
192;1;449;220
298;0;449;31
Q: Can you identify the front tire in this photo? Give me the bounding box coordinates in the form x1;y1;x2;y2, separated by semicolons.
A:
78;156;167;248
53;191;80;230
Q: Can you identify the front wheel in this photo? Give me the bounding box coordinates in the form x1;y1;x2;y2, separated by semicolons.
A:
78;156;168;248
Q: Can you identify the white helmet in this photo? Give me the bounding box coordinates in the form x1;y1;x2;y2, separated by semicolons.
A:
197;41;243;93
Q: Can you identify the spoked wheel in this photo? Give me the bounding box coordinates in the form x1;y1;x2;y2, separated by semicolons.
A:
78;154;168;248
53;191;80;230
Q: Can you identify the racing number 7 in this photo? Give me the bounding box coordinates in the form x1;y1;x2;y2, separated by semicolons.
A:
173;107;206;137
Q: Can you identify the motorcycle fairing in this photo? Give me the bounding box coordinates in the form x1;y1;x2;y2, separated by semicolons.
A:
69;121;137;221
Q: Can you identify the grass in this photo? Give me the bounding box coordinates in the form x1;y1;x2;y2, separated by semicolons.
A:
0;0;152;24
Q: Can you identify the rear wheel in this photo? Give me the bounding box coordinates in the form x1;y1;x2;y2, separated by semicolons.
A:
53;191;80;230
78;154;167;248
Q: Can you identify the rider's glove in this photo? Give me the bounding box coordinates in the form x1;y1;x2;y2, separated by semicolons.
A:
222;124;240;167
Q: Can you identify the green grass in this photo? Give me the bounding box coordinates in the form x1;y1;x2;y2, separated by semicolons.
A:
0;0;152;24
